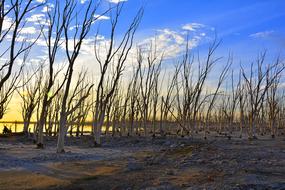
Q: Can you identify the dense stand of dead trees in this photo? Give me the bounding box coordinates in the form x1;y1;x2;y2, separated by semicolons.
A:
0;0;43;119
1;0;285;153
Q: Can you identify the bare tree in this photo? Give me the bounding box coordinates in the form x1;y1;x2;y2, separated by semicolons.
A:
266;57;283;138
203;54;232;139
0;0;43;119
160;64;181;136
136;40;163;136
0;64;23;119
36;0;67;148
92;3;143;146
17;64;43;135
56;0;97;153
241;52;284;139
127;63;141;136
238;71;247;138
67;70;93;137
190;40;221;135
173;38;219;137
218;69;239;138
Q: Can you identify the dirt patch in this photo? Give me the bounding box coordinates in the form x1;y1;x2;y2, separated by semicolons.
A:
0;135;285;189
49;161;121;179
0;171;68;190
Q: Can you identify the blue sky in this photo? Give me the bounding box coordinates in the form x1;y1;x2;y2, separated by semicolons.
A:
77;0;285;73
2;0;285;72
140;0;285;56
1;0;285;120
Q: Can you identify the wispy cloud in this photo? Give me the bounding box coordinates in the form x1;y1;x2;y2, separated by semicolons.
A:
20;27;37;35
35;0;45;3
138;25;210;59
2;17;13;31
26;13;46;25
249;30;274;38
80;0;89;4
94;14;110;20
182;23;205;31
41;3;55;13
109;0;127;4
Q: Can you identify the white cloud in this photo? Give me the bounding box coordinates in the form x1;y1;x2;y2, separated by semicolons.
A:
80;0;89;4
80;0;128;5
26;13;46;23
9;34;47;47
157;29;185;45
33;38;47;47
182;23;205;31
138;28;198;58
250;30;274;38
109;0;127;4
2;17;13;31
41;3;55;13
95;35;105;41
69;25;82;31
20;27;37;34
35;0;45;3
136;23;213;59
94;14;110;20
69;15;109;30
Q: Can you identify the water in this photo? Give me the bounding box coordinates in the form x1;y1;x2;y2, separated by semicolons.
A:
0;123;24;133
0;122;108;135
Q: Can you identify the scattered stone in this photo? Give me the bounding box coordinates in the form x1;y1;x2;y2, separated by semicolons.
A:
165;170;175;175
164;141;172;146
126;162;143;171
145;185;176;190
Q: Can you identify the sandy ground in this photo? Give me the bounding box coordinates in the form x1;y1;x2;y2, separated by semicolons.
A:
0;134;285;190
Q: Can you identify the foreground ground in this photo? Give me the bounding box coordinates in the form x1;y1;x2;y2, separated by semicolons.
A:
0;133;285;190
